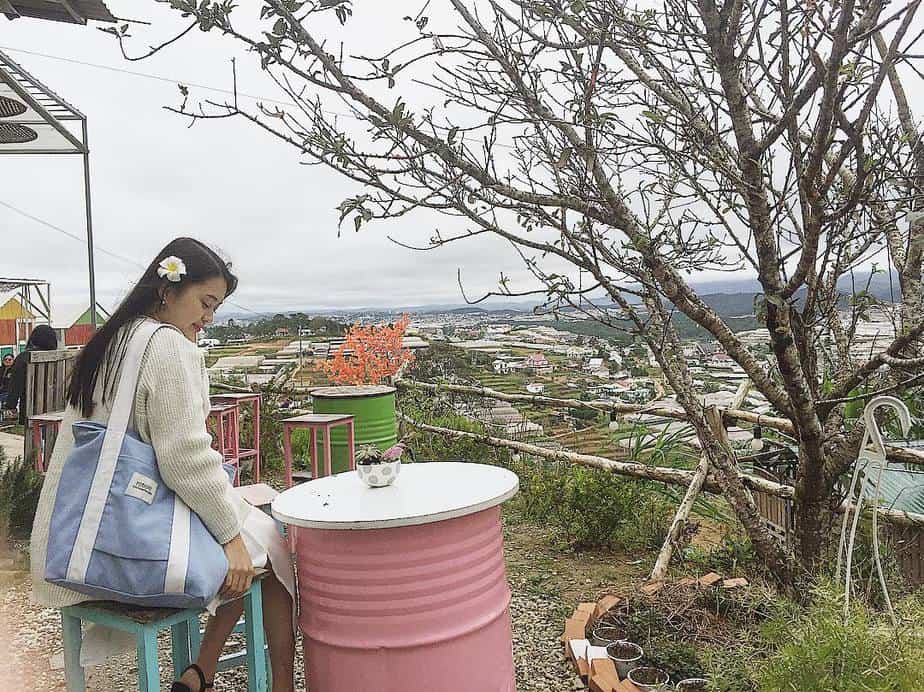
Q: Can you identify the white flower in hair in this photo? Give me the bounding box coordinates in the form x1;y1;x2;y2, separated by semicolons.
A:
157;256;187;282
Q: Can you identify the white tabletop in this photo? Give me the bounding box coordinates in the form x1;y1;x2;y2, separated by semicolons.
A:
271;462;519;530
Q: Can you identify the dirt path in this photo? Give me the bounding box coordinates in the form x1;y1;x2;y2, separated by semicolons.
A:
0;432;22;464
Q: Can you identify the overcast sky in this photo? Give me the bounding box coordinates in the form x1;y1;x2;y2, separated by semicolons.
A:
1;1;557;323
1;2;920;324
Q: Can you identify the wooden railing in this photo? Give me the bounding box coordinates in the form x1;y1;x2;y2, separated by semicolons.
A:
746;466;793;545
24;348;78;463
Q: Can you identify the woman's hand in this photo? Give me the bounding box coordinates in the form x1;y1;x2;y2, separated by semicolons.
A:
220;534;255;600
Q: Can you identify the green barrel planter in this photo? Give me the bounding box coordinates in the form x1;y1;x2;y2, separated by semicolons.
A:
311;385;397;475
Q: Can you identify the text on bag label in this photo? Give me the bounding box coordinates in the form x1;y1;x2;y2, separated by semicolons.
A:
125;472;158;505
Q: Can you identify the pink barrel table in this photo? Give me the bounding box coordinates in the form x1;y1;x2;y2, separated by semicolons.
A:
272;462;519;691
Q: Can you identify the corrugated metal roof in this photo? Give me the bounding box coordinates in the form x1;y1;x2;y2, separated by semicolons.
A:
873;448;924;514
1;0;115;24
877;467;924;515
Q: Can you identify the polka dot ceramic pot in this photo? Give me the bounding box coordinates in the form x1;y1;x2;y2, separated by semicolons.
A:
356;459;401;488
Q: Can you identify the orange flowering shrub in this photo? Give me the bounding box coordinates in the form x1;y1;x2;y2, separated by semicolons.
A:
323;314;415;385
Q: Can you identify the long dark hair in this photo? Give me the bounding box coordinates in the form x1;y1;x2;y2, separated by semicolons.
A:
26;324;58;351
68;237;238;416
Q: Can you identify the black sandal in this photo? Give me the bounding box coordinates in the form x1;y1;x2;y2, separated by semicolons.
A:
171;663;214;691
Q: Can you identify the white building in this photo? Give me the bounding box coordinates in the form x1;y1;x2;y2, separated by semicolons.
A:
585;357;605;371
493;360;511;374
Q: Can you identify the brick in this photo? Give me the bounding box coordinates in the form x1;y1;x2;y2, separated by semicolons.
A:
639;580;664;596
567;638;590;663
722;577;749;589
571;607;594;632
575;655;589;680
617;681;643;692
562;617;587;645
584;644;610;676
594;595;621;621
576;601;597;614
675;576;698;587
590;658;619;679
589;671;621;692
697;572;723;588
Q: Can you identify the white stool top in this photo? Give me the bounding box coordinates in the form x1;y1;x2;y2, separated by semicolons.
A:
271;462;519;530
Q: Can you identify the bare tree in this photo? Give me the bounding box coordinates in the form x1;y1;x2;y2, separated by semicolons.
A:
121;0;924;584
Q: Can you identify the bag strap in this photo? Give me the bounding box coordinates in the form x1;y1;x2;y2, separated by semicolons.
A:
66;319;172;584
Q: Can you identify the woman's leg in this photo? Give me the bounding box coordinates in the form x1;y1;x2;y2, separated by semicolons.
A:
262;565;296;692
180;573;295;691
177;599;243;689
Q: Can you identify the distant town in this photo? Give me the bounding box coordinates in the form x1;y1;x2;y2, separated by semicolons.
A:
194;300;901;456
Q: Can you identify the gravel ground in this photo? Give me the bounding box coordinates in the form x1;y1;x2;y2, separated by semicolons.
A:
0;520;585;691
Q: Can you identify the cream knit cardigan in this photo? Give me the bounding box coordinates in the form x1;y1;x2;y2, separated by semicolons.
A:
30;319;243;608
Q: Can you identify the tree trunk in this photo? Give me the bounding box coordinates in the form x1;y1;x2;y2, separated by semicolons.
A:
793;449;836;571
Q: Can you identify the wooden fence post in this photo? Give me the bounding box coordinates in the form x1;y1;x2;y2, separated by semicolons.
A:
648;380;751;582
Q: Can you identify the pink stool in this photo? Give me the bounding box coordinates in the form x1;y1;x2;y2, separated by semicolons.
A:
29;411;64;473
272;462;519;692
212;393;262;482
207;402;241;485
280;413;355;488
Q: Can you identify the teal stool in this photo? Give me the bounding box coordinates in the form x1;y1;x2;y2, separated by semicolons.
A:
60;579;269;691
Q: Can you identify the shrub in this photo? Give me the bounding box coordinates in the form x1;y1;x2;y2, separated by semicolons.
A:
751;584;924;691
399;393;673;550
683;534;761;579
505;456;673;550
0;448;43;541
252;390;286;476
697;585;924;691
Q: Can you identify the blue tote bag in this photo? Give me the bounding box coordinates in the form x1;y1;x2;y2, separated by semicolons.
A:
45;320;230;609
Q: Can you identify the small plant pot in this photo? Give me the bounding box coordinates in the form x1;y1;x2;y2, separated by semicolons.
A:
676;678;709;692
627;666;670;690
605;640;643;679
355;459;400;488
590;623;628;647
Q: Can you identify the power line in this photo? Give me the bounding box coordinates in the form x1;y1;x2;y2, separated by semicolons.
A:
0;45;346;114
0;198;141;267
0;198;264;317
0;45;519;149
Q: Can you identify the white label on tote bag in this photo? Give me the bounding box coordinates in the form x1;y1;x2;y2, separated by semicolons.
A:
125;472;158;505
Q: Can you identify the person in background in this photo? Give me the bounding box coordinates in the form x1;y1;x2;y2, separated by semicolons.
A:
4;325;58;425
0;353;14;407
